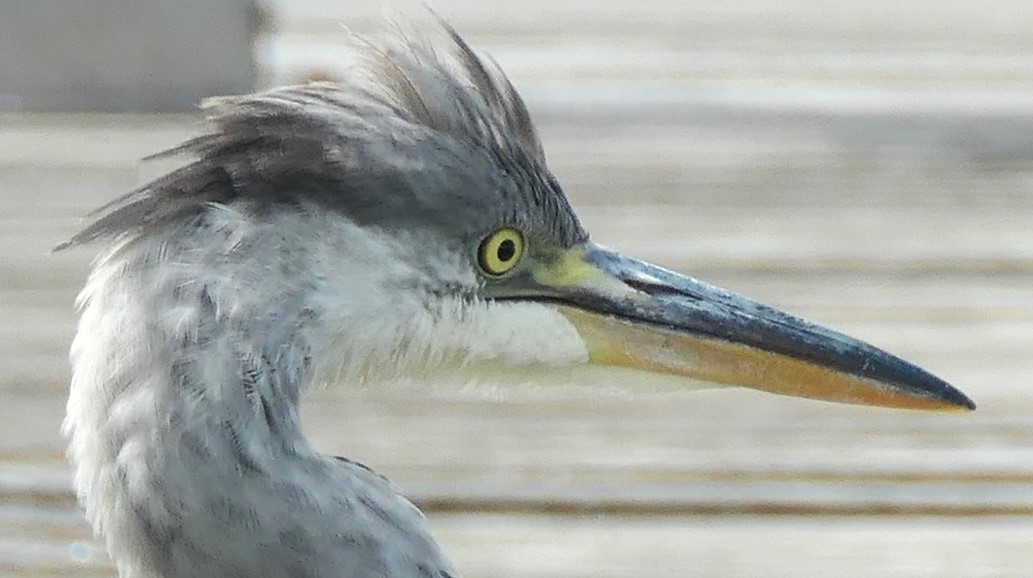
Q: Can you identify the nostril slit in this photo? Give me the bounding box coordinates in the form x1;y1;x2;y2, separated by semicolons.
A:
623;277;695;298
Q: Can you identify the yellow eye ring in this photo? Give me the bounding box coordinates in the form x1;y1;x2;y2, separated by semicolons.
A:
477;228;525;276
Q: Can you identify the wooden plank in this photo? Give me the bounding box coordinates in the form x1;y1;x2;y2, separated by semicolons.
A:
268;0;1033;88
434;514;1033;578
5;387;1033;510
6;504;1033;578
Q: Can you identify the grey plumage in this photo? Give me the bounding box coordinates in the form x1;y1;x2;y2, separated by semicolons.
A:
60;19;584;253
64;12;976;578
64;19;591;578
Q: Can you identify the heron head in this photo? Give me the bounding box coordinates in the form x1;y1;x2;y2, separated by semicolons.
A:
67;20;973;411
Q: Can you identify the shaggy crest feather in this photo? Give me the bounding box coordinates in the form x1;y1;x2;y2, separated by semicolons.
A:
59;17;580;251
62;18;595;577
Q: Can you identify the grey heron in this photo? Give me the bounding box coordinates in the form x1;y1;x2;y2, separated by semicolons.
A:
62;18;974;578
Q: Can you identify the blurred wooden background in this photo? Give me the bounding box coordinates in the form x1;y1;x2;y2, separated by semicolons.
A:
2;1;1033;576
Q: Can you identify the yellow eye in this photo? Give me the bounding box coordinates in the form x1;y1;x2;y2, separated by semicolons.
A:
478;228;525;276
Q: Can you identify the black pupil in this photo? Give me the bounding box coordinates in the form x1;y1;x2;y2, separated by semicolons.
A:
496;239;516;262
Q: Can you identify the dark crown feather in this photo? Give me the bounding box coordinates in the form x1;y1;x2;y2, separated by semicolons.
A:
59;17;581;250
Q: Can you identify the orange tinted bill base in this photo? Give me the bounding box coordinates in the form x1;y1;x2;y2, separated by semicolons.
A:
560;306;973;412
499;242;975;412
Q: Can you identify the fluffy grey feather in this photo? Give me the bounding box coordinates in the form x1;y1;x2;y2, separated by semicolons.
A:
64;18;602;578
59;18;585;251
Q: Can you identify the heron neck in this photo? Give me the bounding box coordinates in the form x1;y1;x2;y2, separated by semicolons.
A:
65;224;327;575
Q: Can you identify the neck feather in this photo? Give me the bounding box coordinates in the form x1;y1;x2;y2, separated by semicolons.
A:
65;210;325;575
63;204;575;577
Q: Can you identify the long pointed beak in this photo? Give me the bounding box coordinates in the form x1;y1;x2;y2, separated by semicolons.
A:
525;243;974;412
